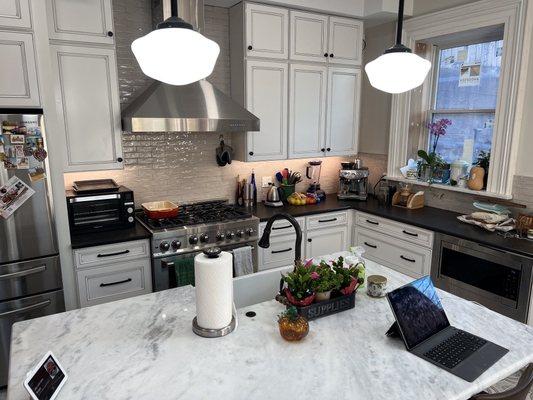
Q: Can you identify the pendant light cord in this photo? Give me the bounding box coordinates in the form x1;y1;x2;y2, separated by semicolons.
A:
396;0;405;46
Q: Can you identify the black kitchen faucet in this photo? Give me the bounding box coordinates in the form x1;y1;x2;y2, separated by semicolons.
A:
258;213;302;268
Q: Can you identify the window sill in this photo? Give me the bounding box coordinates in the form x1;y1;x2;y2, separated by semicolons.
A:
385;176;513;200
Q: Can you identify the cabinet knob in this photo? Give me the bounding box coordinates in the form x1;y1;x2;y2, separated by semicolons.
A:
329;53;334;58
321;148;326;152
107;31;114;37
326;148;331;152
249;151;254;156
117;157;123;162
248;45;253;50
324;52;328;57
307;238;312;243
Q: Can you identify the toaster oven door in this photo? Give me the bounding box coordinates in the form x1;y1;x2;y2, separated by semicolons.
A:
68;194;124;232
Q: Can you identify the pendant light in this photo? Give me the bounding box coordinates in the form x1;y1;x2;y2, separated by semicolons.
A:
365;0;431;94
131;0;220;86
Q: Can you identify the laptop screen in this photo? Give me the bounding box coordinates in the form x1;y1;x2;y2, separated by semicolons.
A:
387;276;450;349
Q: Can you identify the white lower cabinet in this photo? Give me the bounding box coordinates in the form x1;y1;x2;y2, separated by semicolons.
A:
74;239;152;307
306;225;348;259
258;233;298;272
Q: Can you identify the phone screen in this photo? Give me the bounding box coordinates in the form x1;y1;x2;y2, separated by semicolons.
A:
26;355;66;400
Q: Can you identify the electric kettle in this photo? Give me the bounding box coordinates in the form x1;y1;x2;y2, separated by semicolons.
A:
265;184;283;207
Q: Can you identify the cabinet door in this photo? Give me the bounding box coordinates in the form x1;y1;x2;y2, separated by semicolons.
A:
246;60;288;161
325;67;361;156
328;17;363;66
289;11;328;63
245;3;288;59
0;0;31;29
288;64;327;159
306;226;348;259
258;233;300;271
0;32;40;107
51;45;123;171
46;0;114;44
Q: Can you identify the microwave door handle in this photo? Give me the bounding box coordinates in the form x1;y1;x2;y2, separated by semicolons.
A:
0;265;46;280
0;299;51;318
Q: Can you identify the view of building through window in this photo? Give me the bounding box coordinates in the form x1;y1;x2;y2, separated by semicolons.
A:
430;39;503;165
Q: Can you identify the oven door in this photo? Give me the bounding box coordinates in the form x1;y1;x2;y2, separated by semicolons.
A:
153;242;258;292
431;234;533;322
68;194;125;233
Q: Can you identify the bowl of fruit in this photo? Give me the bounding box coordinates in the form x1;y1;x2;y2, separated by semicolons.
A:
286;192;319;206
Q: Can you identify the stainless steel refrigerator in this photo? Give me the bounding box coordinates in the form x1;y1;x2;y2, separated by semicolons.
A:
0;112;64;388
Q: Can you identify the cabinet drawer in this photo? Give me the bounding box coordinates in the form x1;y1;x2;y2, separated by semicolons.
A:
306;211;348;230
355;228;431;278
258;234;298;271
356;212;434;248
77;259;152;307
259;217;305;237
74;239;150;269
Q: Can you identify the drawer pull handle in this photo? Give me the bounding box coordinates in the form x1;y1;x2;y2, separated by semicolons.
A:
0;265;46;280
400;255;416;263
0;299;51;318
97;249;130;258
318;218;337;223
100;278;132;287
364;242;377;249
272;225;292;231
272;248;293;254
402;230;419;237
366;219;379;225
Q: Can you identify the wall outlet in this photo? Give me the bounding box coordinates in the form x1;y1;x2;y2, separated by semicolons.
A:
262;176;273;188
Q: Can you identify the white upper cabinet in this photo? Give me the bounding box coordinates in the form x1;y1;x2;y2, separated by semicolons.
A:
328;16;363;66
288;64;327;159
0;31;40;107
325;67;361;156
0;0;32;29
245;3;288;59
51;45;123;171
246;60;288;161
289;11;328;63
46;0;114;44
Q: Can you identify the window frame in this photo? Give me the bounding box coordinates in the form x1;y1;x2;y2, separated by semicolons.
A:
387;0;527;198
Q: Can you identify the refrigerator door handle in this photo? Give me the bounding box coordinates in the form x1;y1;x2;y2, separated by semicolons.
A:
0;265;47;281
0;299;51;318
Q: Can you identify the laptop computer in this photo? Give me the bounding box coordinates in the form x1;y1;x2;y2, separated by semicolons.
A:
386;275;509;382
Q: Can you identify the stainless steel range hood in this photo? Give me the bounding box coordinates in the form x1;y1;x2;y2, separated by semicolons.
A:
121;0;260;133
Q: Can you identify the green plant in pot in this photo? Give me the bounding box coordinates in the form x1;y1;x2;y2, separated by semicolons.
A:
282;263;315;306
331;256;365;296
475;150;490;189
418;118;452;183
311;262;341;302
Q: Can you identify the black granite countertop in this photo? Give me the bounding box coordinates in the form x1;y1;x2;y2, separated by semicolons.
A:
70;223;151;249
254;196;533;258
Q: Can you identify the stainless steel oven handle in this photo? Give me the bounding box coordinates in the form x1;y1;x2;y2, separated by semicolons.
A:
0;265;46;280
0;299;51;318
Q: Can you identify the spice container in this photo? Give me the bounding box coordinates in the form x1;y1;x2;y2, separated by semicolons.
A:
367;275;387;298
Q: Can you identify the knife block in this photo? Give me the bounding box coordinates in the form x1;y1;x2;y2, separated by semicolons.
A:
392;191;425;210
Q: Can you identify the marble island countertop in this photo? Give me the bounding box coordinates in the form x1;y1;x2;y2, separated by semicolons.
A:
8;253;533;400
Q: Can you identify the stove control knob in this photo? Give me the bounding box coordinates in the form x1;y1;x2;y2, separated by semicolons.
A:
159;241;170;252
246;228;254;236
127;207;134;214
200;233;209;243
171;240;181;250
216;232;225;241
236;230;245;238
189;235;199;245
226;231;235;239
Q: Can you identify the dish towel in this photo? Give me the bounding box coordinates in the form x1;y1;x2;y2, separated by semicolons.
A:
233;246;254;277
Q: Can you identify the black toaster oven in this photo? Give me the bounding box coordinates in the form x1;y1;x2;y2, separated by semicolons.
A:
66;186;135;234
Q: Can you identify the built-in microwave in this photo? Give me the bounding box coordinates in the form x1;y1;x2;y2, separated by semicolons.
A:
66;186;135;234
431;233;533;323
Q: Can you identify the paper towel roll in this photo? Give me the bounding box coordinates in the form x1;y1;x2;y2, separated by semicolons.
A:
194;251;233;330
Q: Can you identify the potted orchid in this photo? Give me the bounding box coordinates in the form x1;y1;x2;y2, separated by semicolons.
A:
418;118;452;183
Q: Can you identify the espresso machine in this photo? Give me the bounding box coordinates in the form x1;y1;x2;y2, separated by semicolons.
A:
338;159;369;201
306;160;326;200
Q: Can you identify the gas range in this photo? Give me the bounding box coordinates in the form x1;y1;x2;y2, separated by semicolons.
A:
136;200;259;258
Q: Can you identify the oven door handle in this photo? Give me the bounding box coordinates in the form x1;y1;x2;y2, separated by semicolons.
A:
162;260;178;288
0;299;51;318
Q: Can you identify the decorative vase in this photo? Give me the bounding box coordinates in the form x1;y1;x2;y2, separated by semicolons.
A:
418;163;432;182
340;278;359;296
278;314;309;341
315;290;332;302
432;166;451;184
467;166;485;191
284;288;315;307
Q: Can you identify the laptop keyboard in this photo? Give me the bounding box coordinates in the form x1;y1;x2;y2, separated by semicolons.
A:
424;330;487;369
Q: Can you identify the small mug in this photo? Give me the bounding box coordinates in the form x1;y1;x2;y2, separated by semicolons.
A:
367;275;387;298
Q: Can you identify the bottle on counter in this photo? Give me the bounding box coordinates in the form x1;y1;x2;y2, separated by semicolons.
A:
251;170;257;205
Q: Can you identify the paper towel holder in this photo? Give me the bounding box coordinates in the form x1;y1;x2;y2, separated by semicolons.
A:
192;247;237;338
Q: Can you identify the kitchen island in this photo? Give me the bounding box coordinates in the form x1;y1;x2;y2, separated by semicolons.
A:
7;253;533;400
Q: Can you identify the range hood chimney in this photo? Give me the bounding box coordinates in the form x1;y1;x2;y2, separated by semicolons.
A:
122;0;260;133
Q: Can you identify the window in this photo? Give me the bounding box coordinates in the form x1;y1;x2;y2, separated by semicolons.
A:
429;40;503;165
